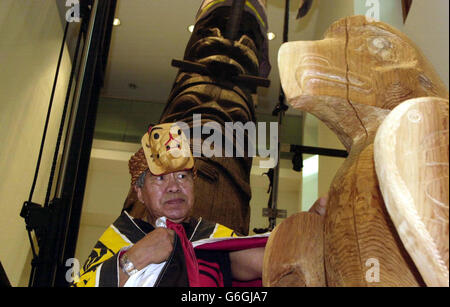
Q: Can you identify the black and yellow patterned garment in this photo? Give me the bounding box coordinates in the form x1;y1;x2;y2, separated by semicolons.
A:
75;211;240;287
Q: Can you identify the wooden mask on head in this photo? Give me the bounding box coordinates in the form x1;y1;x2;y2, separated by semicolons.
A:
141;123;194;176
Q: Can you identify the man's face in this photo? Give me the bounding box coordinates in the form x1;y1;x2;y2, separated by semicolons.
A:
136;170;195;225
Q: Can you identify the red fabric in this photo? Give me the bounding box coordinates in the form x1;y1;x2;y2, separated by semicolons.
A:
195;236;268;288
166;220;200;287
165;222;268;287
195;236;268;252
198;259;224;287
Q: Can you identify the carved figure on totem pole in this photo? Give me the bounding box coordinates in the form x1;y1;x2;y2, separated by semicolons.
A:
124;0;271;235
270;15;448;286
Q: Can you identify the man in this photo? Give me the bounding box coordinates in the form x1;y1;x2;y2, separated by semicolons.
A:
75;123;268;287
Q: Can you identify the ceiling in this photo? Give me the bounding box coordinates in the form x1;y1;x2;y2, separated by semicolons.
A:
100;0;321;114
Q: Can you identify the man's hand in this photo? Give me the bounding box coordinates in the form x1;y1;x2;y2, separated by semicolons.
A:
128;228;175;268
308;194;328;216
119;228;175;286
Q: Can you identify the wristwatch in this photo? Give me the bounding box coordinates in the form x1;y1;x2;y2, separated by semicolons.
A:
119;251;139;276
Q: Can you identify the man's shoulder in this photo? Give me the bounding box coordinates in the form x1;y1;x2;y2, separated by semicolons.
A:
191;217;240;241
100;211;148;245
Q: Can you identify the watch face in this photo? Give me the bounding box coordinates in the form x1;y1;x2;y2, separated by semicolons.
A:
120;253;138;275
125;262;135;272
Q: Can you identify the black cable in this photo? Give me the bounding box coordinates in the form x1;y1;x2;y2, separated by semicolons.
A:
27;21;70;205
278;0;290;104
283;0;290;43
267;0;291;230
45;24;85;207
27;230;37;287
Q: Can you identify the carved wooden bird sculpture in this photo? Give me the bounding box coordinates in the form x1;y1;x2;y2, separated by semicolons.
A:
266;15;448;287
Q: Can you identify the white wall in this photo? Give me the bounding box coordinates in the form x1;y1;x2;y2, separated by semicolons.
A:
354;0;449;89
313;0;355;38
403;0;449;89
354;0;404;29
0;0;72;286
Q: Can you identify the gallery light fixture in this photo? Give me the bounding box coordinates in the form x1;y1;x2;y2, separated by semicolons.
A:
113;18;121;26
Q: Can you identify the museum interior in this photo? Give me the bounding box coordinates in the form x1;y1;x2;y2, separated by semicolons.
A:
0;0;448;287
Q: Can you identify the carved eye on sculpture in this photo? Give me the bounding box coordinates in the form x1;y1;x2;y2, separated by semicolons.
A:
371;37;390;49
153;133;159;140
367;36;394;62
178;129;182;135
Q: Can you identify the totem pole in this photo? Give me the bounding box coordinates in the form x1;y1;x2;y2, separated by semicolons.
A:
125;0;271;235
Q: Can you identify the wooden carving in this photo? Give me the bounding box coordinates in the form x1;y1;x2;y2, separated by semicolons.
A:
375;97;449;287
263;212;325;287
278;15;449;286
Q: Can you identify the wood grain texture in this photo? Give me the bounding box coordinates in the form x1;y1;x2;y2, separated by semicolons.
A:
278;15;449;286
324;141;424;286
263;212;325;287
375;97;449;286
